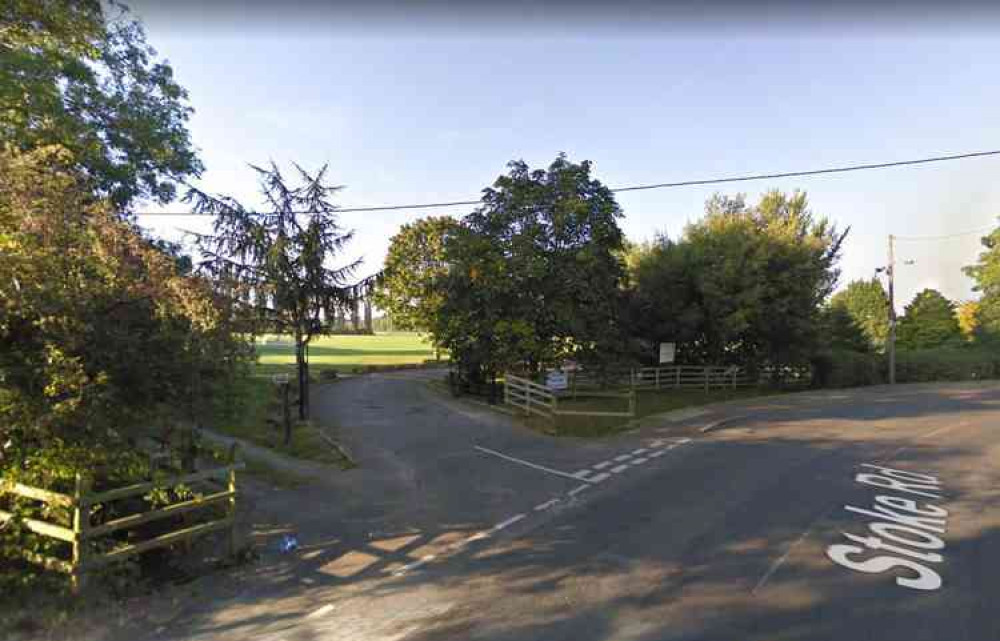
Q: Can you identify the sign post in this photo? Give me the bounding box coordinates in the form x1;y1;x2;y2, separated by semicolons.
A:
658;342;676;364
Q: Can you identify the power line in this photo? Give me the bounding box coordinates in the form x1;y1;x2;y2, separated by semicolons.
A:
132;149;1000;217
894;225;996;241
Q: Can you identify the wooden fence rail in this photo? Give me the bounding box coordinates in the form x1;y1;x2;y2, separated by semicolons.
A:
0;444;243;592
630;366;753;390
504;373;635;421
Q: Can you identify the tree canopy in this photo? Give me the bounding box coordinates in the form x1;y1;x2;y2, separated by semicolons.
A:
830;278;889;351
626;191;847;373
896;288;963;350
373;215;461;335
1;0;201;207
963;222;1000;343
187;162;362;419
430;154;627;382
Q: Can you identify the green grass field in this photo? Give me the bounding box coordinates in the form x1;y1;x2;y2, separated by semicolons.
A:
253;332;443;375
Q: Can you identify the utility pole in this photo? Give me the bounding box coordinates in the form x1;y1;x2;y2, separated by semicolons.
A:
886;234;896;385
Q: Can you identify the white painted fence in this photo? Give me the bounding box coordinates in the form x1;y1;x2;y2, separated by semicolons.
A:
503;373;635;421
630;365;752;390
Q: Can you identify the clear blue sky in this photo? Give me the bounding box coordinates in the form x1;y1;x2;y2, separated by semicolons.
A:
133;11;1000;310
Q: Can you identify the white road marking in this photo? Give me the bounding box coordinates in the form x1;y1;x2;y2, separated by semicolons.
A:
474;446;591;483
568;484;590;497
753;508;831;595
593;461;612;470
614;454;632;462
649;439;665;447
305;604;335;619
393;554;438;576
631;457;649;465
588;473;611;483
534;499;560;511
611;464;630;474
648;450;665;458
493;514;527;531
572;469;592;478
465;532;491;544
631;448;649;455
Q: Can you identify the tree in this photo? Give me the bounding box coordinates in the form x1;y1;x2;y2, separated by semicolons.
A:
187;162;362;421
830;278;890;350
819;303;872;353
955;300;980;341
432;154;627;383
2;1;201;207
373;216;461;334
626;191;846;375
0;144;249;461
963;222;1000;342
896;289;962;350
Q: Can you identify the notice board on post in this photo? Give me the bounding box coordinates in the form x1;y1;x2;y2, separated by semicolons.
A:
658;343;676;364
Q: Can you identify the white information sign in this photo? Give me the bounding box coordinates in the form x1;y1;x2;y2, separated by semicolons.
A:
659;342;676;364
545;370;568;390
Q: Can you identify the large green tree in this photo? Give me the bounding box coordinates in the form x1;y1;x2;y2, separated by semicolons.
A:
2;0;201;207
187;163;362;420
830;278;889;350
963;222;1000;342
627;191;847;374
433;154;627;382
896;288;963;350
373;215;461;334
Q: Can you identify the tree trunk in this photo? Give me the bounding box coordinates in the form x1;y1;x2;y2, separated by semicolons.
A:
296;335;310;420
364;297;373;334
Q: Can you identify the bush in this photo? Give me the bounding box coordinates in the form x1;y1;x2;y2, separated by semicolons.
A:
811;349;886;388
895;345;1000;383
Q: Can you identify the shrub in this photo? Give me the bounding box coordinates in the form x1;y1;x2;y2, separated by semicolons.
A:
811;349;886;388
895;345;1000;383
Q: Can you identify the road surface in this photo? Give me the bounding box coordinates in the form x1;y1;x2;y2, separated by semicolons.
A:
146;375;1000;641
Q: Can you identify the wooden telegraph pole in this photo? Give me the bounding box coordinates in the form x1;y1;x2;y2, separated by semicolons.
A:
887;234;896;385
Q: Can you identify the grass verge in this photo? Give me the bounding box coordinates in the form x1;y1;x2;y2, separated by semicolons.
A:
210;376;354;468
253;331;445;376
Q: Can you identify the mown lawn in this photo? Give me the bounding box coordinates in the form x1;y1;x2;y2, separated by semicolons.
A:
253;331;442;376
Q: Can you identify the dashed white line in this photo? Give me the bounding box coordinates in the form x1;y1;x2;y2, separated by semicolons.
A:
306;604;335;619
648;450;665;458
572;469;592;478
593;461;612;470
631;448;649;455
493;513;527;531
568;484;590;497
611;464;630;474
393;554;438;576
614;454;632;462
649;439;665;447
588;472;611;483
465;532;491;544
631;457;648;465
534;499;560;511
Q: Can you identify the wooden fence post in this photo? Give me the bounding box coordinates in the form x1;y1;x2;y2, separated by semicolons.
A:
227;443;239;557
525;384;532;416
676;367;681;388
655;368;660;390
71;473;90;594
504;375;509;406
628;389;636;417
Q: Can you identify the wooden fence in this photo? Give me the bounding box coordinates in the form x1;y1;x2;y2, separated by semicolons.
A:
630;365;752;390
0;445;243;592
503;373;635;421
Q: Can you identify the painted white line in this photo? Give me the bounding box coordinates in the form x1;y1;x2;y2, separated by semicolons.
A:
305;604;335;619
614;454;632;462
493;513;527;531
649;439;665;447
630;457;648;465
648;450;665;458
611;464;630;474
534;499;560;512
572;469;592;478
631;448;649;455
465;532;491;544
589;472;611;483
752;509;831;595
474;446;589;483
568;484;590;497
592;461;612;470
393;554;437;575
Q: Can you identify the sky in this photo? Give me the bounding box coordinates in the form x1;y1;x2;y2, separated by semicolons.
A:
129;3;1000;311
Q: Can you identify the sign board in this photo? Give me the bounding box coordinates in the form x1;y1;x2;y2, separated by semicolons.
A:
545;370;569;390
659;342;676;364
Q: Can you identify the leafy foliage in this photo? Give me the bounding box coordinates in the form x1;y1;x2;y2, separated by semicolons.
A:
1;0;202;207
430;155;628;382
187;162;363;419
373;216;461;334
963;222;1000;343
830;278;890;350
896;288;962;350
626;191;847;376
